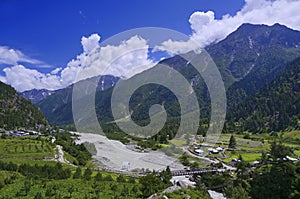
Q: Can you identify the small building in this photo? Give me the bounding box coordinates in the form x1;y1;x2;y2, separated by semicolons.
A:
211;149;219;154
208;148;219;154
229;158;241;166
183;167;190;171
15;131;29;136
216;146;223;151
251;161;260;167
194;149;204;156
286;156;298;162
200;143;211;147
8;131;14;136
28;130;41;135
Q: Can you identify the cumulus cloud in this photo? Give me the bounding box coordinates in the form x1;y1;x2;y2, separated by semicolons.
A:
0;46;45;66
153;39;199;56
155;0;300;54
1;34;156;91
81;33;100;53
3;65;61;91
189;11;215;32
62;34;155;85
50;67;62;75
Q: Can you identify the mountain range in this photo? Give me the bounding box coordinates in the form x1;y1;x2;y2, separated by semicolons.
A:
17;23;300;134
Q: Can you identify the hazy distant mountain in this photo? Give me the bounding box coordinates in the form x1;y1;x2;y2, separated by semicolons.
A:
21;89;56;104
36;75;119;125
22;75;119;104
0;81;48;129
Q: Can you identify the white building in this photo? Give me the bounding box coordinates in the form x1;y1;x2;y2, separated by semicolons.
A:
194;149;204;156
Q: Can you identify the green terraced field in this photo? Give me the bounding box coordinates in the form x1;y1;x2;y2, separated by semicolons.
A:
0;136;55;165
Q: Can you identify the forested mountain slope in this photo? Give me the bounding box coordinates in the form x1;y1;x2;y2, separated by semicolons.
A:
226;57;300;133
0;81;48;130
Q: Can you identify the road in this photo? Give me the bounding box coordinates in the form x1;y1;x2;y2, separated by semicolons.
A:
183;146;236;171
184;146;219;164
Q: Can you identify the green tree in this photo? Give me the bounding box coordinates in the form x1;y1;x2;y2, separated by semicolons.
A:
110;183;118;197
228;135;236;148
23;180;31;195
34;192;43;199
132;185;139;195
224;185;249;199
128;176;136;183
160;166;172;184
251;162;296;199
73;167;82;179
104;174;114;181
247;141;300;198
94;171;102;181
270;141;291;160
179;152;190;166
116;174;126;183
45;185;56;197
68;186;74;198
236;155;250;183
139;174;164;197
83;168;92;181
94;184;101;198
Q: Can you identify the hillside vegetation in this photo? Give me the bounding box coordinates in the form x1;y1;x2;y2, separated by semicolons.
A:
226;57;300;133
0;81;48;130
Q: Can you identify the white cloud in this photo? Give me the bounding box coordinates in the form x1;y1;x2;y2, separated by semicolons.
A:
153;39;199;55
0;46;45;66
189;11;215;33
81;33;100;53
50;67;62;75
60;34;155;86
1;34;156;92
3;65;61;92
155;0;300;54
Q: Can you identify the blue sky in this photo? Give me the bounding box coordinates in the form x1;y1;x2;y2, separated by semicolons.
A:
0;0;244;67
0;0;299;91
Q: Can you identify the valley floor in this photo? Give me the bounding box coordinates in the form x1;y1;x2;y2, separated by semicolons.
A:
75;132;184;172
0;129;300;198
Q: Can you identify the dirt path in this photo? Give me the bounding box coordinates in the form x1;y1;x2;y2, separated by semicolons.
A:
55;145;77;167
56;145;66;163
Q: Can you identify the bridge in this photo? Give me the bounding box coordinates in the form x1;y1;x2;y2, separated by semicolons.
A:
171;168;226;176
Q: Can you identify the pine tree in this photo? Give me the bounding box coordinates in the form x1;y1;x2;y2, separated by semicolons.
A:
83;168;92;181
229;135;236;148
73;167;82;179
94;171;102;181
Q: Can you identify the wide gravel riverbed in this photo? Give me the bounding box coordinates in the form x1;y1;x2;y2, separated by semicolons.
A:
75;132;184;171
